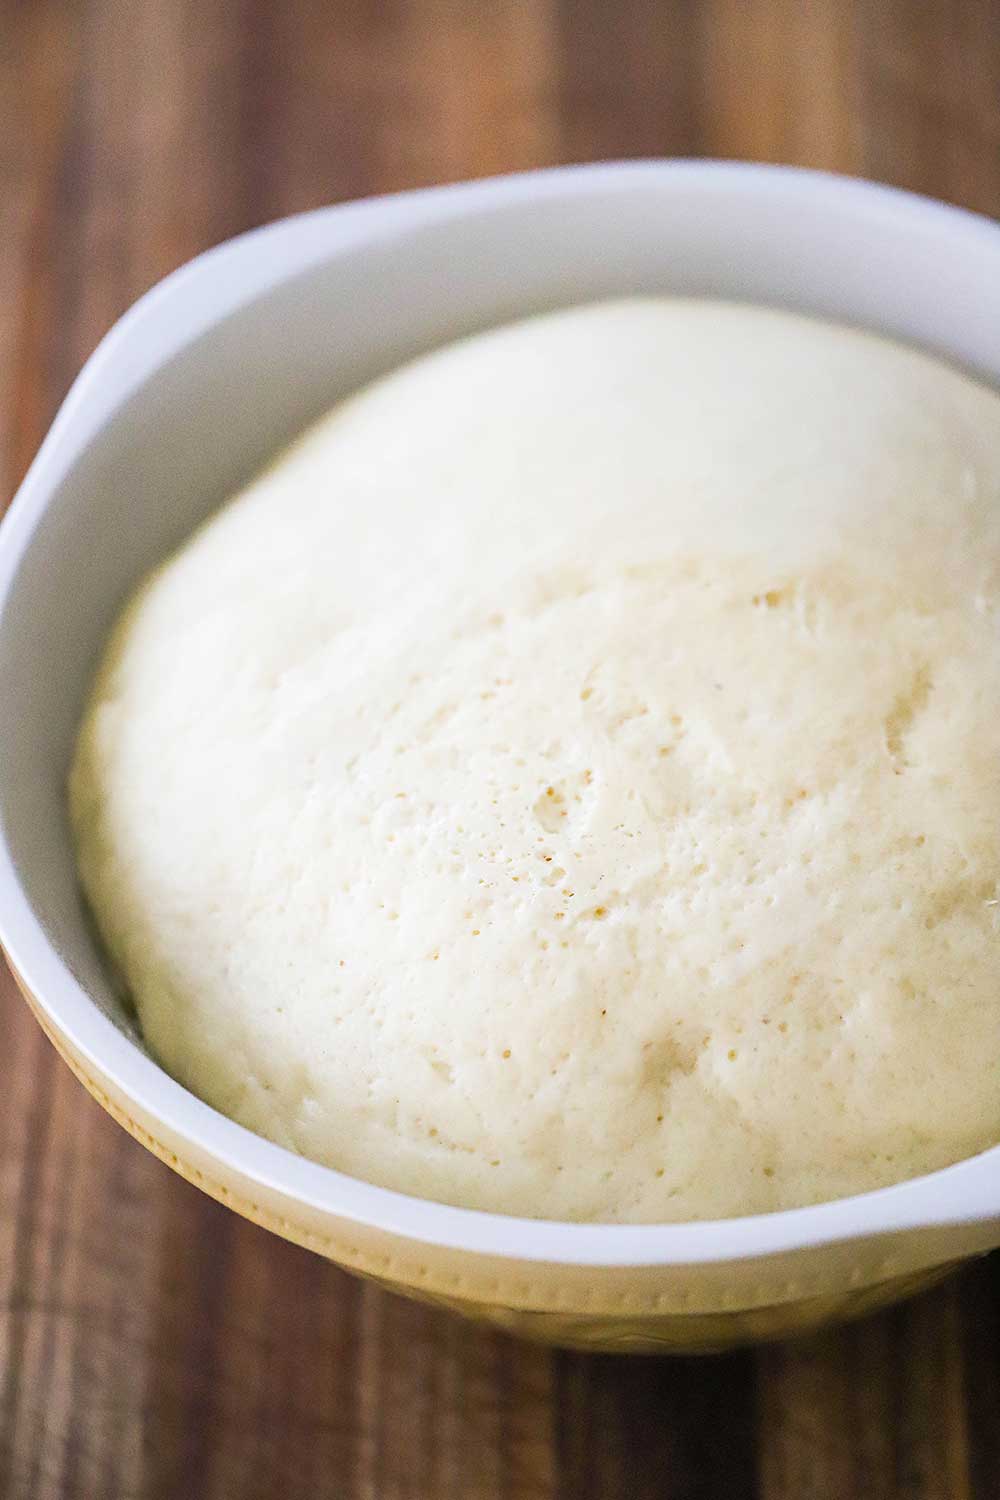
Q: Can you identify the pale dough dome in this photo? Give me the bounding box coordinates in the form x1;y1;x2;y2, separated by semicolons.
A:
70;298;1000;1222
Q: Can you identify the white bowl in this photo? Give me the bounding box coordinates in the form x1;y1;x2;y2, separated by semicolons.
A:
2;161;1000;1353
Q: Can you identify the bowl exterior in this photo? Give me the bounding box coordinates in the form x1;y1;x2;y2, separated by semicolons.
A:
379;1267;958;1353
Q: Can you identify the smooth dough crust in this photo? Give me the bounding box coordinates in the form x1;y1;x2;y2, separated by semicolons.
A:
70;298;1000;1222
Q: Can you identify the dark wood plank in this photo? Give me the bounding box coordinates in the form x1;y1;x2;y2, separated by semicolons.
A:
555;1347;757;1500
756;1279;974;1500
1;1;999;1497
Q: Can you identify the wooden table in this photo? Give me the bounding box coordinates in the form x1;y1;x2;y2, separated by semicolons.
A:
2;2;999;1495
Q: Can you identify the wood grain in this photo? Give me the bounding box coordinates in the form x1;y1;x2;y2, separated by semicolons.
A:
1;1;999;1495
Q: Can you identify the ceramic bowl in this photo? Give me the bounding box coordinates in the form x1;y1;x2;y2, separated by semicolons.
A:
2;161;1000;1353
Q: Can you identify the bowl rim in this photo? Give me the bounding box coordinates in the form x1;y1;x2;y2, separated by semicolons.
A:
3;157;1000;1270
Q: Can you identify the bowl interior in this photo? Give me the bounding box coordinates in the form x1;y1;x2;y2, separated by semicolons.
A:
3;163;1000;1087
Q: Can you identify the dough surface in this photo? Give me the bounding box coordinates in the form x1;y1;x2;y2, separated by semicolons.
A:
70;298;1000;1222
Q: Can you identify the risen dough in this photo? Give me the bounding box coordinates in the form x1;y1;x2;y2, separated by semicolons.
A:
70;298;1000;1222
